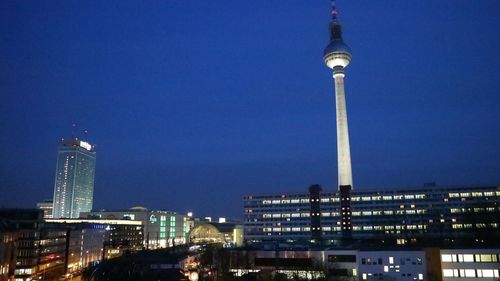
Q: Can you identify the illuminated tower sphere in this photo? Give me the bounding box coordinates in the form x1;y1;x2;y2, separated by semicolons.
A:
323;1;353;237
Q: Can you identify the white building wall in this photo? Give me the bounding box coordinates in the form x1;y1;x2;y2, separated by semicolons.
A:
440;249;500;281
357;251;426;281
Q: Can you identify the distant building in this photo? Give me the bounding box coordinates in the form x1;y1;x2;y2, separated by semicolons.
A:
36;199;53;219
244;185;500;246
46;218;143;260
439;249;500;280
189;221;244;247
0;220;18;281
81;206;190;249
0;208;143;281
52;137;96;219
223;248;500;281
0;209;44;281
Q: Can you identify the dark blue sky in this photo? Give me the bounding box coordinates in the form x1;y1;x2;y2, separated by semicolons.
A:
1;1;499;218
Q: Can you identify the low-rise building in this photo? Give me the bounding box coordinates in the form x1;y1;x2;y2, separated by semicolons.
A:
440;249;500;280
81;206;190;249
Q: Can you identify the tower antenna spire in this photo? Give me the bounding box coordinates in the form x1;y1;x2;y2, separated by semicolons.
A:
331;0;338;21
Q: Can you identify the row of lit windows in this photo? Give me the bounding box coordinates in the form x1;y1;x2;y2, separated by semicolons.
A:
352;209;426;216
260;209;432;219
352;225;427;231
262;199;310;204
448;191;499;198
262;224;428;233
442;254;499;263
362;272;423;280
452;223;498;229
443;269;499;278
450;207;498;213
259;193;433;205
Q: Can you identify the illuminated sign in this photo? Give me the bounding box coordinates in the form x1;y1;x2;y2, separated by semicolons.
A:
79;141;92;151
150;215;157;224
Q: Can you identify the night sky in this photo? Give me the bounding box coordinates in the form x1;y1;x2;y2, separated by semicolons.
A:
1;1;499;219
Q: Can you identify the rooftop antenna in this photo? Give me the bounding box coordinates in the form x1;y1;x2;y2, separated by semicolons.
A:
331;0;338;21
71;123;77;140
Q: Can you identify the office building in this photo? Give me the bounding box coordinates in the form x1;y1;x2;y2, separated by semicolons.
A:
0;221;18;281
223;248;500;281
46;218;143;260
244;185;500;246
36;200;53;219
0;209;44;281
81;206;189;249
52;137;96;219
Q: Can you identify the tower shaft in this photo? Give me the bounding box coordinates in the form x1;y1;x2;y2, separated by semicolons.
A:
333;70;353;188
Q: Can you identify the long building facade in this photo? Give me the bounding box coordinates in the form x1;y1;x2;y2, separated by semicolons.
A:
81;206;191;249
243;185;500;246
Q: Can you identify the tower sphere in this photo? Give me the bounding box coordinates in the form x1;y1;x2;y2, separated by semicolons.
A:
323;39;352;69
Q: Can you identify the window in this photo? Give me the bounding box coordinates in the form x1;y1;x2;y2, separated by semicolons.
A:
443;269;454;277
464;269;476;277
328;255;356;263
463;254;474;262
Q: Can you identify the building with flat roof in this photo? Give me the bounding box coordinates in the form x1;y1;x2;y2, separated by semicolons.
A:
244;185;500;247
36;199;53;219
81;206;190;249
46;218;143;260
52;137;96;219
221;247;500;281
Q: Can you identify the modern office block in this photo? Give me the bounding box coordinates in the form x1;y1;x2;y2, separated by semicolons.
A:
243;185;500;246
52;138;96;219
81;206;190;249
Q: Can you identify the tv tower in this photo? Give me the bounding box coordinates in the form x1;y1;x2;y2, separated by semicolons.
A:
323;0;353;238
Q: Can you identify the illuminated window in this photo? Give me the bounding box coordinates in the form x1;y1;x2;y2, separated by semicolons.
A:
443;269;453;277
465;269;476;277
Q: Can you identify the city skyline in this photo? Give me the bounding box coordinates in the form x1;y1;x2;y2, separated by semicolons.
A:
1;1;500;217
